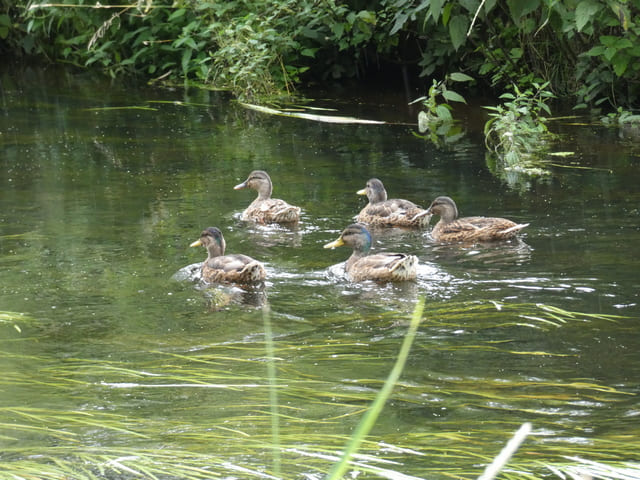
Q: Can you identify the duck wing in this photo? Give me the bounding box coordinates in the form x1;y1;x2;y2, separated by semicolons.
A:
357;199;430;227
204;254;266;283
348;253;417;282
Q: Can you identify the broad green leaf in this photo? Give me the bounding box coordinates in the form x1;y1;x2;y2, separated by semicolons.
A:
429;0;446;22
575;0;601;32
585;45;606;56
390;13;408;35
435;104;453;121
357;10;376;24
507;0;540;23
448;15;468;50
613;55;629;76
442;90;467;103
449;72;474;82
167;8;186;22
484;0;498;13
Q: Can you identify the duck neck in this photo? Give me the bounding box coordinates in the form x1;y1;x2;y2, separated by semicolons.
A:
346;250;366;271
206;242;224;260
368;188;387;204
439;204;458;223
257;182;273;200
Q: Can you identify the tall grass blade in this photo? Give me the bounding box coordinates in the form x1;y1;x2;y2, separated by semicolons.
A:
263;305;281;477
325;298;425;480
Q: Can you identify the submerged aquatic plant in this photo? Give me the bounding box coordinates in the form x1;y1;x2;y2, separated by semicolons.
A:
484;82;556;181
0;301;634;480
411;73;472;146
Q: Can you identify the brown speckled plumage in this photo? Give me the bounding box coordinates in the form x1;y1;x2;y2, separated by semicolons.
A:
234;170;301;224
426;196;528;243
355;178;430;228
190;227;266;284
324;223;417;282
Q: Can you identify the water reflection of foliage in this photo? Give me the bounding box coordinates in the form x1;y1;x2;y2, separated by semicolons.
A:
486;152;553;193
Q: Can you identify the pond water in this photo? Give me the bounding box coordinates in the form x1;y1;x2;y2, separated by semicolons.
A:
1;65;639;480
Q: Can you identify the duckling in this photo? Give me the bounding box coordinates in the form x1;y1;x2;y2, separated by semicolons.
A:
356;178;431;228
190;227;266;284
324;223;418;282
426;196;529;243
234;170;301;224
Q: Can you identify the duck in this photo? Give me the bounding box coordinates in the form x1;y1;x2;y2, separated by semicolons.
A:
234;170;301;224
190;227;266;284
324;223;418;282
425;196;529;243
355;178;431;228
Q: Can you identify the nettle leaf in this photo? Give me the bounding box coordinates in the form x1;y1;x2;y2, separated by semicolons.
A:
612;55;630;76
448;15;468;50
575;0;601;32
429;0;446;22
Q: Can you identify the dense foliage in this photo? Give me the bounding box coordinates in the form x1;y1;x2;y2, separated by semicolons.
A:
2;0;640;107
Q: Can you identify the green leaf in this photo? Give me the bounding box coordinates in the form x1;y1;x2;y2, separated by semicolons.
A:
575;0;601;32
613;54;630;76
507;0;540;23
429;0;446;22
435;104;453;121
442;3;453;26
448;15;468;50
181;48;192;75
585;45;606;56
357;10;376;24
300;48;317;58
167;8;186;22
442;90;467;103
449;72;473;82
390;13;408;35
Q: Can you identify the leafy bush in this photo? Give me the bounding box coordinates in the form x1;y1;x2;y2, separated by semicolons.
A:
3;0;640;106
484;82;556;167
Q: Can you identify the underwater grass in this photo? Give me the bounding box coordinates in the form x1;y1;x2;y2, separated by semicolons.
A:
0;300;636;479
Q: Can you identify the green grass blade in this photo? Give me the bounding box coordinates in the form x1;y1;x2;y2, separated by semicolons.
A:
325;297;425;480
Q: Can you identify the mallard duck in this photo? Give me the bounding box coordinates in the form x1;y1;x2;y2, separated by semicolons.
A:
426;196;529;243
324;223;418;282
234;170;301;224
190;227;266;284
356;178;431;228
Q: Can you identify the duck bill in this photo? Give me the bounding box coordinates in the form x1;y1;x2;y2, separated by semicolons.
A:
356;188;367;195
233;181;247;190
189;239;203;247
323;237;345;249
